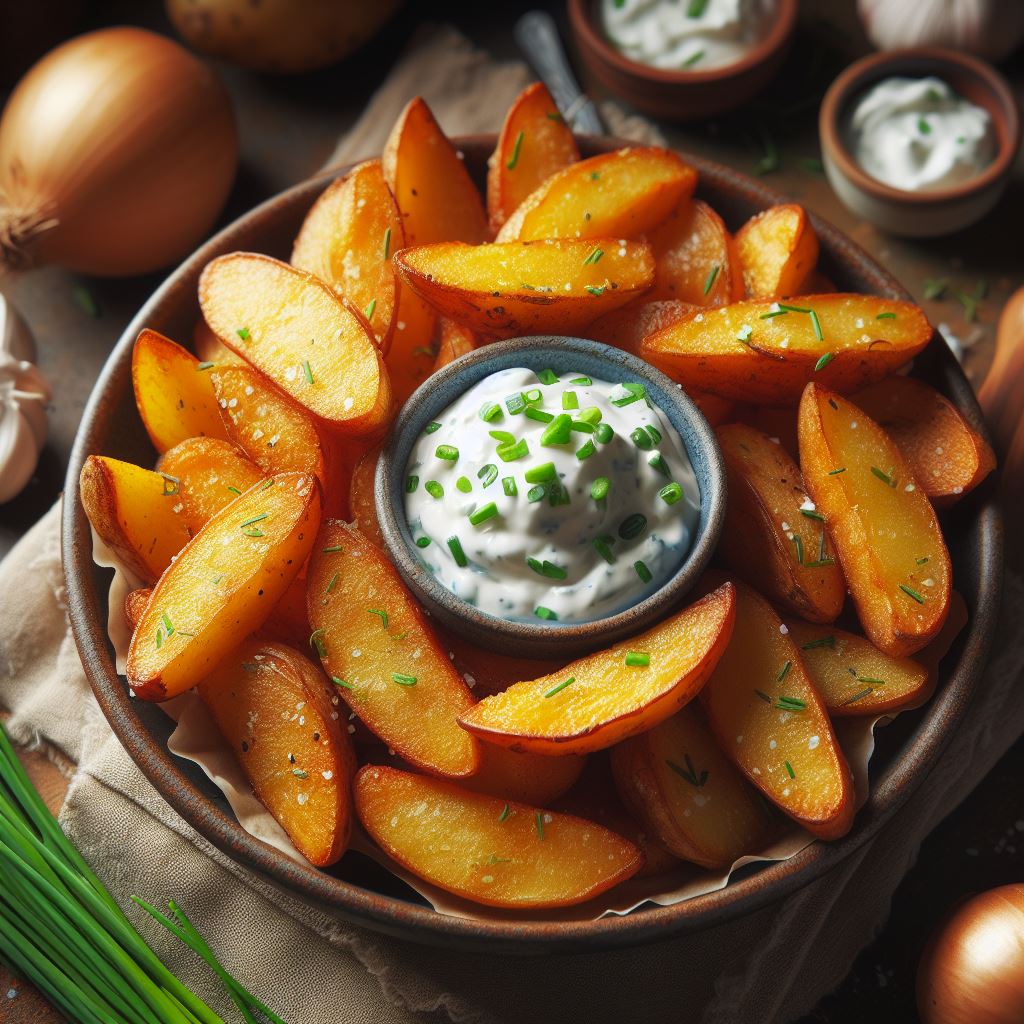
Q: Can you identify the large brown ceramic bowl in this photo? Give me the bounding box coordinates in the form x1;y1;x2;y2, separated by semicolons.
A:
63;136;1002;955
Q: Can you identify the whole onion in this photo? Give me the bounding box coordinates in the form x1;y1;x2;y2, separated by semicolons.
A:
0;27;237;277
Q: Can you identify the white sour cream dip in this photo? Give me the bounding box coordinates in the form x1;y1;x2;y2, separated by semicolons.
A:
403;367;700;624
846;76;996;192
601;0;778;72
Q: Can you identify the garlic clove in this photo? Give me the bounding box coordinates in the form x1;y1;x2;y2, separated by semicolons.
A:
0;290;36;363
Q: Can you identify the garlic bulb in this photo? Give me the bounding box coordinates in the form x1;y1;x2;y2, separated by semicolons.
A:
858;0;1024;62
0;294;49;503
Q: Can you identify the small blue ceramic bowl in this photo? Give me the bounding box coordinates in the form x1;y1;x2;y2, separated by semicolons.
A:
375;335;726;659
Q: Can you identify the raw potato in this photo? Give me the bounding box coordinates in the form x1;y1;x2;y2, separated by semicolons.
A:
394;238;655;338
383;289;438;407
611;703;779;868
306;521;480;779
716;423;845;623
126;472;321;701
433;318;480;372
354;765;643;909
735;204;818;299
699;580;855;840
460;745;586;806
642;294;933;405
798;385;952;657
487;82;579;233
291;159;404;352
79;455;192;584
198;641;356;866
496;146;696;242
851;376;995;507
199;252;391;436
458;584;736;756
347;446;384;547
383;97;488;246
131;328;227;454
785;620;929;717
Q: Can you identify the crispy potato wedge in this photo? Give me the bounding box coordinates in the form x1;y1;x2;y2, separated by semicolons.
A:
348;446;384;547
433;318;480;372
798;384;952;657
611;703;779;868
487;82;579;234
851;376;995;507
699;580;855;840
124;587;152;632
354;765;643;908
785;620;929;717
193;317;244;365
735;204;819;299
642;294;933;405
198;640;356;866
131;329;228;454
80;455;192;584
496;146;696;242
291;159;404;353
306;521;480;779
460;745;586;806
458;584;736;756
383;289;438;407
126;472;320;701
199;252;391;436
382;97;488;246
716;423;845;623
395;238;654;338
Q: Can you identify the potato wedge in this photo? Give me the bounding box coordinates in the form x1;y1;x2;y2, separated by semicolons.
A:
347;446;383;547
199;252;391;436
458;583;735;756
798;384;952;656
354;765;643;908
611;703;779;868
126;472;320;701
382;97;488;246
460;745;586;806
306;521;479;779
433;318;480;372
124;587;152;632
394;238;654;338
589;298;697;360
291;159;404;352
496;146;696;242
716;423;845;623
131;329;228;454
851;376;995;507
785;620;929;717
699;580;855;840
80;455;192;584
383;289;438;407
642;294;933;405
193;317;243;366
487;82;579;234
198;640;356;866
438;629;567;700
735;204;818;299
256;575;311;650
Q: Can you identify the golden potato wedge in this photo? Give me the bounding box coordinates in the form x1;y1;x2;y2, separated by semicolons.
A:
291;159;404;353
851;376;995;507
198;640;356;866
433;318;480;372
306;521;480;779
199;252;391;436
785;620;929;717
394;238;654;338
382;97;488;246
458;584;736;756
716;423;845;623
699;580;855;840
642;294;933;405
735;204;819;299
131;328;228;455
487;82;579;233
495;146;696;242
611;703;779;868
460;745;586;806
124;587;152;632
383;289;438;407
798;385;952;657
80;455;192;584
126;472;320;701
193;317;243;366
255;575;311;651
347;445;383;547
354;765;643;908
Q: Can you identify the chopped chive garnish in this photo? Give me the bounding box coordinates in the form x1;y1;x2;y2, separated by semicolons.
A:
784;760;795;779
326;572;339;594
302;360;314;385
543;676;576;698
659;481;683;504
309;628;327;658
502;476;518;496
505;392;526;415
857;676;887;686
525;462;556;483
593;535;616;564
227;485;242;496
586;285;605;296
524;388;542;405
577;406;603;425
562;391;579;410
576;440;596;460
527;484;547;503
667;754;708;787
649;453;671;478
703;264;720;295
800;508;826;522
534;606;557;621
236;326;250;340
535;812;545;839
631;426;653;450
332;676;354;689
435;444;459;461
828;467;846;475
778;303;811;314
777;660;792;682
381;226;392;260
918;116;931;134
900;584;925;604
776;696;807;711
239;513;269;529
537;368;559;385
499;803;511;822
478;464;498;488
793;534;805;565
406;475;419;493
611;382;645;407
469;502;498;526
625;651;650;667
425;480;444;499
814;351;834;372
161;612;175;637
841;687;874;706
917;556;930;565
570;376;592;386
683;49;705;66
809;310;824;342
291;767;308;779
524;407;555;423
425;421;442;434
447;536;468;567
480;402;503;423
197;361;215;371
392;673;417;687
924;278;948;300
540;414;573;446
497;438;529;462
456;476;472;493
506;131;524;170
527;557;568;580
415;536;431;548
591;477;610;501
876;312;896;320
582;247;604;266
595;422;614;444
634;560;653;583
368;609;388;629
801;634;836;650
871;466;896;487
618;513;647;540
322;544;343;553
242;528;265;537
490;429;516;445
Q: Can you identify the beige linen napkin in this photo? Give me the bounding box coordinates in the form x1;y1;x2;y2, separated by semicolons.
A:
2;26;1022;1024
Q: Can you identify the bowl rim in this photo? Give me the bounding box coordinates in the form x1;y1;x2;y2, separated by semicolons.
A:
819;46;1022;207
374;334;727;658
567;0;798;84
62;133;1003;954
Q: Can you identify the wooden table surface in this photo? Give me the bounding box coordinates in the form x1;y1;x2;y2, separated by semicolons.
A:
0;1;1020;1021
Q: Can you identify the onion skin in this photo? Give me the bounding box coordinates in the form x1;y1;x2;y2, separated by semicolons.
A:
918;884;1024;1023
0;27;237;276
